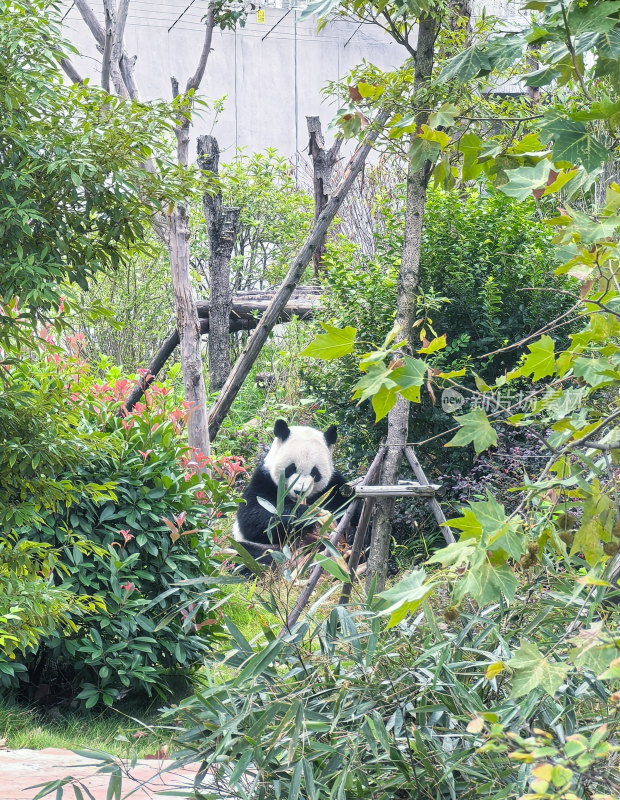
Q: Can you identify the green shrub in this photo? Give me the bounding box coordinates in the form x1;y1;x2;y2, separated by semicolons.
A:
1;337;241;706
304;186;570;468
0;330;119;678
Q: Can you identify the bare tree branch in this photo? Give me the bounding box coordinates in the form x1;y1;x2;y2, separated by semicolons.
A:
75;0;134;98
112;0;130;81
119;52;139;99
185;2;215;93
75;0;105;47
101;0;114;93
60;57;84;85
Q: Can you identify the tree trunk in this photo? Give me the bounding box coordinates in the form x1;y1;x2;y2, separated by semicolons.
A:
307;116;342;279
168;200;210;456
73;1;216;458
366;14;437;593
207;111;389;442
197;135;240;392
169;92;211;455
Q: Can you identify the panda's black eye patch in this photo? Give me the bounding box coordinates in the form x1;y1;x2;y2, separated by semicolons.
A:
284;463;297;478
311;467;322;482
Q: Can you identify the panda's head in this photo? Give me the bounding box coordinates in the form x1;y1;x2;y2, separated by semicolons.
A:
263;419;337;501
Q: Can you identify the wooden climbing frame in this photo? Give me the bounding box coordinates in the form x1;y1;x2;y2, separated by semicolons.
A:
279;444;454;635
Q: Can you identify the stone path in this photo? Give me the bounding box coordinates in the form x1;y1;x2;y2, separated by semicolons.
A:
0;748;204;799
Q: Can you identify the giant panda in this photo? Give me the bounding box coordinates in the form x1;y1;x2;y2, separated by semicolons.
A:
232;419;350;566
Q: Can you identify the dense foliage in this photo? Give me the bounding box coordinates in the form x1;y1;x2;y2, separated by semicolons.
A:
305;186;567;470
0;0;190;349
77;244;175;370
164;582;617;800
2;335;241;705
4;2;620;800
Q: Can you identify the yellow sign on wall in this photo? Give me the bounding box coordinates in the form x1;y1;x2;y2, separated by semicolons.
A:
257;8;265;22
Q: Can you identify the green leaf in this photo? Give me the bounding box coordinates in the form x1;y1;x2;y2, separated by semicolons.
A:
376;570;435;628
543;168;578;196
427;540;476;568
508;642;569;698
289;759;303;800
392;356;426;403
298;0;342;22
106;771;121;800
540;115;607;172
417;334;446;354
226;539;267;575
573;356;616;387
571;519;606;566
408;137;442;172
521;335;556;381
237;639;283;683
467;493;524;559
595;28;620;59
352;363;396;404
438;45;493;84
98;503;116;523
455;557;517;605
459;132;483;181
445;408;498;454
567;1;620;35
428;103;459;129
301;323;356;360
569;623;618;675
500;160;552;202
230;749;254;786
372;384;398;421
302;758;317;800
315;554;351;583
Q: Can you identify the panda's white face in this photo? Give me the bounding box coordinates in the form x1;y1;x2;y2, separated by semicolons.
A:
264;421;336;501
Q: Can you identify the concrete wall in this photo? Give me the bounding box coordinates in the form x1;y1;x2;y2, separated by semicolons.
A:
61;1;402;164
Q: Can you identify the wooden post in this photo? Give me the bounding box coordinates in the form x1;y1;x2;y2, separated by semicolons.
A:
405;446;455;544
207;111;389;443
278;447;385;638
307;116;342;279
197;135;240;392
339;447;385;604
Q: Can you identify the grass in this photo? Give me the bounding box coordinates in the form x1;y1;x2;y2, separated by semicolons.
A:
0;697;169;757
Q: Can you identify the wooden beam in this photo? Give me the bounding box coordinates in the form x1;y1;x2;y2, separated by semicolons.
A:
405;446;455;544
123;293;320;413
352;482;442;498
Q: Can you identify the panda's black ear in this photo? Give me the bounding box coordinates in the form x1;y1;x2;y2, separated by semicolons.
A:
324;424;338;446
274;419;290;441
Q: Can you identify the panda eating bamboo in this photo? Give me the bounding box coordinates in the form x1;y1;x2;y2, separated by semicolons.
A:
232;419;351;566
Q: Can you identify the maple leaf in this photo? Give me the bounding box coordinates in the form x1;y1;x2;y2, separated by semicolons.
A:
508;642;569;698
301;323;356;360
445;408;498;454
521;335;556;381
